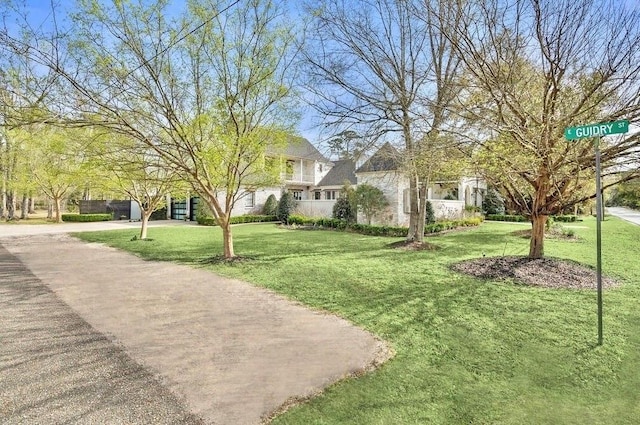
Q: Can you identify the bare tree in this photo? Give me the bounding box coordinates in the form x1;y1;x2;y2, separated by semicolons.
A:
0;0;300;258
303;0;462;242
448;0;640;258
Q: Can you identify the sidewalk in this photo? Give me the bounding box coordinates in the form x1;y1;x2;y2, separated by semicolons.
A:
1;232;390;424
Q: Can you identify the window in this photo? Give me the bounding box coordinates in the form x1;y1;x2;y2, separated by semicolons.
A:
314;191;321;200
325;190;337;200
292;190;303;201
244;191;255;208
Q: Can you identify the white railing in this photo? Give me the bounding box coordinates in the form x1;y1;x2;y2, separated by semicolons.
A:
282;172;316;184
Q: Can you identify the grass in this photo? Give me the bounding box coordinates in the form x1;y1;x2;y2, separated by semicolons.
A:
75;217;640;424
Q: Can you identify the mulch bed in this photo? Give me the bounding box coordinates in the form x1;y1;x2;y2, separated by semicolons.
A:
452;256;620;290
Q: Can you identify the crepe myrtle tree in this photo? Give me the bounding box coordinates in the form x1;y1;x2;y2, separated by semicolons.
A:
448;0;640;258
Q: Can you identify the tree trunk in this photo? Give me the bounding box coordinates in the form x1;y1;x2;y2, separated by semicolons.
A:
53;197;62;223
139;209;151;240
221;218;235;258
47;200;53;219
20;193;29;219
416;183;427;243
7;190;15;220
29;196;36;214
406;175;419;241
529;214;547;259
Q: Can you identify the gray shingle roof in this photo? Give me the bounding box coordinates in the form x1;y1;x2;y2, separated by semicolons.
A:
355;143;402;173
317;159;357;187
267;136;329;162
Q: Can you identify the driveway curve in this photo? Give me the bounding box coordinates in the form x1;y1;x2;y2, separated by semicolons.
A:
1;227;390;424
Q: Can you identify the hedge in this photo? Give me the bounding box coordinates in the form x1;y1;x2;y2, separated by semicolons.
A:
486;214;527;222
196;214;277;226
62;213;113;222
287;215;483;237
486;214;578;223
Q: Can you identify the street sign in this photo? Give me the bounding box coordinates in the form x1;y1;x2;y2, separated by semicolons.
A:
564;120;629;140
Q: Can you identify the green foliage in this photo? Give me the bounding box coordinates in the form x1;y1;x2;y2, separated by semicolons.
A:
277;192;297;224
486;214;527;222
332;197;355;222
281;214;482;237
425;200;435;224
197;214;277;226
332;183;357;223
355;184;388;224
262;194;278;216
62;213;112;222
482;186;505;215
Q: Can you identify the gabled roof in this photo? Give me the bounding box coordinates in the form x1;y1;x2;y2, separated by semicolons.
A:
267;136;330;162
355;142;402;173
317;159;357;187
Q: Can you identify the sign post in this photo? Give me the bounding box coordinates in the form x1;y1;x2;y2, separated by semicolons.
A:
565;119;629;345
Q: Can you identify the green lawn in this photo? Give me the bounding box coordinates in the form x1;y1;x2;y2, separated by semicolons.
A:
75;217;640;424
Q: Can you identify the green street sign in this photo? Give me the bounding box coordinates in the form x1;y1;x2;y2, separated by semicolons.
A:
565;120;629;140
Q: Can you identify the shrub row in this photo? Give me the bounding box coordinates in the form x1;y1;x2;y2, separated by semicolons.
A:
197;214;277;226
486;214;527;222
61;213;113;222
288;215;483;237
486;214;578;223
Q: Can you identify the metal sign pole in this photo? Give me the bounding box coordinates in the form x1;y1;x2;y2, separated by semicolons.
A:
595;137;603;346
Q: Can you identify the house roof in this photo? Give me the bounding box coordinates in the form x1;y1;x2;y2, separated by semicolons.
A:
267;136;330;162
355;142;402;173
317;159;357;187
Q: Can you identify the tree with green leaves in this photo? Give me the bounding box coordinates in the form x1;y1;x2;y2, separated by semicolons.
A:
27;126;93;223
355;183;388;224
91;133;187;240
0;0;300;258
448;0;640;258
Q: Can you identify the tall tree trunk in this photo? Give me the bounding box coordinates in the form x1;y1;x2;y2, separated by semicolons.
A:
20;193;29;219
29;196;36;214
416;183;427;242
139;209;151;240
221;218;235;258
47;199;53;219
0;180;6;219
529;214;547;259
406;175;420;241
53;197;62;223
7;190;15;220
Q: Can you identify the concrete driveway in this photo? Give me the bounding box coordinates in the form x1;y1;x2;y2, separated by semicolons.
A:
607;207;640;226
0;223;391;424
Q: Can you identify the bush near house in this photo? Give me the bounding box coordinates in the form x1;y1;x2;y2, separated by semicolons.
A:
262;194;278;216
287;215;483;237
197;214;278;226
61;213;113;222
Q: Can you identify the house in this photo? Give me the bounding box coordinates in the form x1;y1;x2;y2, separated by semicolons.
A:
168;138;485;223
295;159;357;218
